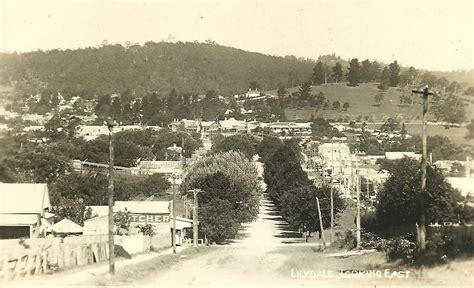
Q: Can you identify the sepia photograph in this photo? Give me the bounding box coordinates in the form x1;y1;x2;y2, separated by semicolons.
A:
0;0;473;286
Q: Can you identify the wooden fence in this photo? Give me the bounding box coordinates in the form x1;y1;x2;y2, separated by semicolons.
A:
0;235;109;282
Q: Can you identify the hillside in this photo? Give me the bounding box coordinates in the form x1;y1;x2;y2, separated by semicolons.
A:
0;42;315;97
268;82;474;124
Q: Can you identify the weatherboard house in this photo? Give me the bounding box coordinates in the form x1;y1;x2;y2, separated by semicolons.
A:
0;183;53;239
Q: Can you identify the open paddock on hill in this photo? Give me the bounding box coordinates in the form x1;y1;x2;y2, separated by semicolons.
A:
278;83;474;124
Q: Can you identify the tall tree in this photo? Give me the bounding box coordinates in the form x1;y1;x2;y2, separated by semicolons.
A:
182;151;261;242
374;158;465;233
369;61;382;82
347;58;361;86
360;59;372;82
400;66;419;86
211;134;256;159
388;61;401;87
299;81;312;100
378;67;390;90
431;94;466;126
332;62;344;83
312;61;326;85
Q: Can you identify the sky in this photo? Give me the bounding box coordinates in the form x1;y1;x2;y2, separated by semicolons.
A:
1;0;473;71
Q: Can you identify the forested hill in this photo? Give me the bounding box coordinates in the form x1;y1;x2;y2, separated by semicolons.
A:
0;41;317;97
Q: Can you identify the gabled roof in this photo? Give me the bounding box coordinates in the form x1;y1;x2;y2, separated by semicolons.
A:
52;218;83;233
0;183;50;214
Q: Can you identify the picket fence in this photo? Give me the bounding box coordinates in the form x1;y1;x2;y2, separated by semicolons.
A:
0;235;110;282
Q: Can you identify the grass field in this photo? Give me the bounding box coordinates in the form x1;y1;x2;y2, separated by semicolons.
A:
268;82;474;124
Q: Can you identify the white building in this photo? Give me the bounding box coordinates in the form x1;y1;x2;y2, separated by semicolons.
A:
168;119;200;133
266;122;312;135
0;183;53;239
385;152;422;160
219;117;247;133
245;88;261;98
77;125;143;141
318;143;351;164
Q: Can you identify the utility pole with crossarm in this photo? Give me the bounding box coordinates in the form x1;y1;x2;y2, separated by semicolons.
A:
412;85;435;254
105;119;117;275
188;188;204;247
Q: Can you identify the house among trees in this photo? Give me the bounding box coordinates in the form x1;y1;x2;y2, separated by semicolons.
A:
168;119;200;133
265;122;312;135
318;142;351;165
77;125;144;141
245;88;261;98
0;183;53;239
199;120;220;134
218;117;248;133
133;160;183;184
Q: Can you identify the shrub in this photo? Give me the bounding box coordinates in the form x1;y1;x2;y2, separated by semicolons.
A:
114;209;131;236
361;231;389;251
419;232;455;265
137;224;156;237
334;230;357;250
385;236;416;263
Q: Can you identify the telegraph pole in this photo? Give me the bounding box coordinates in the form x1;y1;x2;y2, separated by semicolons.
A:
355;154;361;249
171;173;178;254
412;86;434;254
106;120;116;275
189;189;203;247
316;197;326;247
330;140;335;244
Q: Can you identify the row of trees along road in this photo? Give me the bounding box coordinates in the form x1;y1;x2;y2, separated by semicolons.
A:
181;150;261;244
258;136;344;235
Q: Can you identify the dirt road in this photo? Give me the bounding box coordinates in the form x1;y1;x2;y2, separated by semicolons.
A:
126;195;332;286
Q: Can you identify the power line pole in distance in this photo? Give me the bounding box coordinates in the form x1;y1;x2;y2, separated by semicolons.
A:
412;86;435;254
105;119;117;275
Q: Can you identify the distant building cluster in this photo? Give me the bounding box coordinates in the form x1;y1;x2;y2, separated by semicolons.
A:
168;117;312;135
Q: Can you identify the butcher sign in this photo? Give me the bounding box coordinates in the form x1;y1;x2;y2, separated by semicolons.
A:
129;213;171;223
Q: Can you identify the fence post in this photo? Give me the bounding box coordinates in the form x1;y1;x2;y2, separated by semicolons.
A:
2;255;11;282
